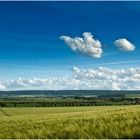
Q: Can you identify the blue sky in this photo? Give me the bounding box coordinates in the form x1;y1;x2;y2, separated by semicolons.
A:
0;1;140;90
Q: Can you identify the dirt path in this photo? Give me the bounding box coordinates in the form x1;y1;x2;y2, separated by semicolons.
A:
0;109;10;117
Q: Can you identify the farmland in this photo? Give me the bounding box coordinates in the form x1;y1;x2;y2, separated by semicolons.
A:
0;105;140;139
0;90;140;139
0;90;140;107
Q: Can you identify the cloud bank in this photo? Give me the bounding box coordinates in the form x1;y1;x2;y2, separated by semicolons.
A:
114;38;135;51
0;67;140;90
60;32;103;58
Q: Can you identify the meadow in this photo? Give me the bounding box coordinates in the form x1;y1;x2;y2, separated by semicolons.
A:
0;105;140;139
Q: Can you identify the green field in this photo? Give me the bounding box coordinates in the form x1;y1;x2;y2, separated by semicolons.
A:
0;105;140;139
126;94;140;98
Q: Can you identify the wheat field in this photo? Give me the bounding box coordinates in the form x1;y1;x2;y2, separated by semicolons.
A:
0;105;140;139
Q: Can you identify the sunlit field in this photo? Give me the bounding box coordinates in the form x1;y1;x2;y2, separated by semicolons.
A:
0;105;140;139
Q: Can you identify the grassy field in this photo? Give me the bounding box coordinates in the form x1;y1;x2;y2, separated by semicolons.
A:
126;94;140;98
0;105;140;139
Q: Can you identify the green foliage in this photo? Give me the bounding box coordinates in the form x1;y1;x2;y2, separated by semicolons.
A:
0;105;140;139
0;96;140;107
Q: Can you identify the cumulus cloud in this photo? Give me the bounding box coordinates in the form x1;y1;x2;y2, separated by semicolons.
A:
114;38;135;51
72;67;140;90
60;32;103;58
0;83;5;89
0;67;140;90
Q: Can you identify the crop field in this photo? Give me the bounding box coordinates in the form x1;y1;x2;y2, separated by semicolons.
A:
126;94;140;98
0;105;140;139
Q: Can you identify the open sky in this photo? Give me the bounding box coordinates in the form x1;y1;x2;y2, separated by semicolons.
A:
0;1;140;90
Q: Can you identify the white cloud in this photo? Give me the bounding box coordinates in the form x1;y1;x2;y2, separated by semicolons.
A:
72;67;140;90
0;67;140;90
60;32;103;58
0;83;6;89
114;38;135;51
